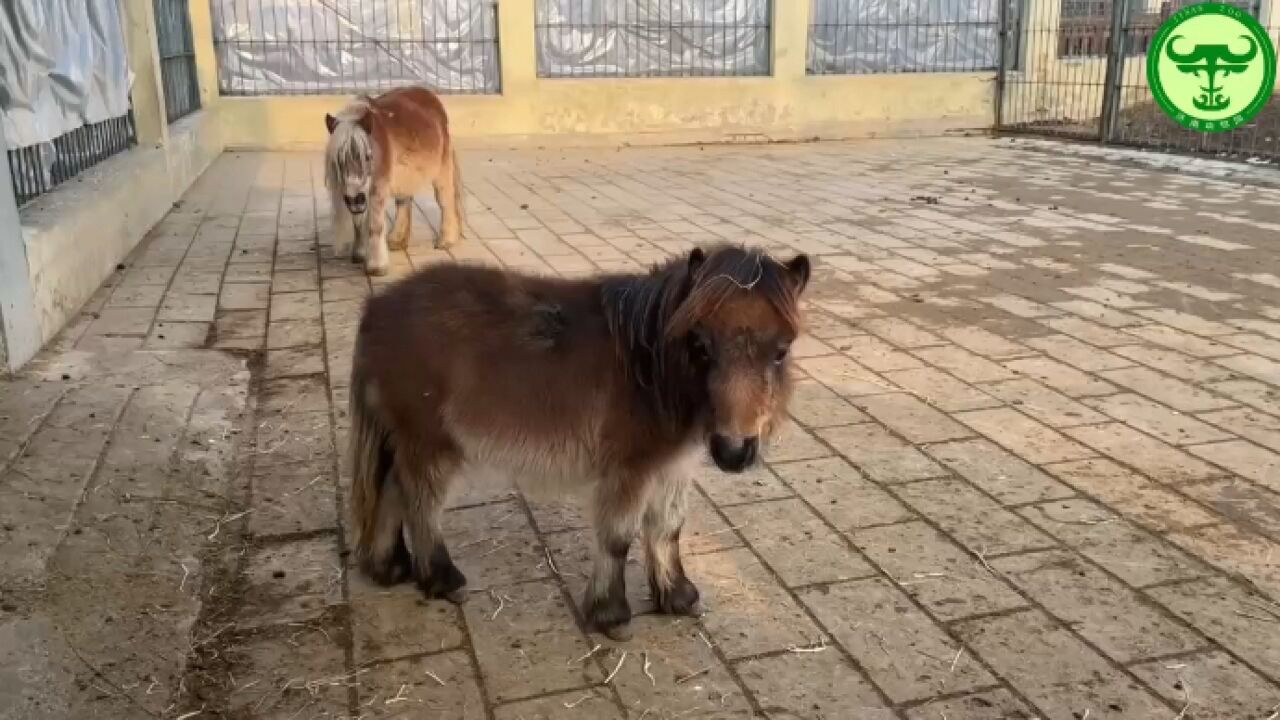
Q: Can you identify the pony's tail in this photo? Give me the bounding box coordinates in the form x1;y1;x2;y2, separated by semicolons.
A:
451;146;466;235
348;358;392;564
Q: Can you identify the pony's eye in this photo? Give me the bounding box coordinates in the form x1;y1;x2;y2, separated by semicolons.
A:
773;346;790;365
690;332;712;363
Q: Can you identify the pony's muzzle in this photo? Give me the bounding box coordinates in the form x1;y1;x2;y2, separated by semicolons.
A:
709;434;759;473
345;193;368;214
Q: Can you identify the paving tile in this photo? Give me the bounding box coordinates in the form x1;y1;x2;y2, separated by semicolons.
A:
735;651;894;719
354;650;485;719
86;306;155;336
1084;393;1232;446
1186;440;1280;493
941;325;1031;359
799;355;892;397
1044;457;1220;532
1063;422;1223;485
1165;523;1280;601
852;521;1027;621
462;579;601;703
837;334;926;371
982;378;1107;427
218;281;270;310
816;423;946;484
1149;577;1280;682
1004;355;1119;397
859;318;944;348
349;575;465;663
238;536;344;629
1178;477;1280;539
1125;324;1238;358
953;609;1171;719
904;689;1038;720
1019;499;1208;587
1028;334;1136;372
494;688;624;720
880;366;1001;412
764;419;831;463
724;498;874;587
772;456;915;531
1041;316;1137;346
1098;366;1237;413
1129;650;1280;720
685;547;823;659
1111;344;1237;382
145;321;210;348
991;549;1204;663
787;378;870;427
851;392;973;443
271;291;323;321
158;293;217;322
226;624;349;718
894;478;1057;557
267;318;324;349
1197;406;1280;453
693;457;793;507
924;438;1075;505
914;345;1017;383
609;615;753;719
953;407;1094;464
445;500;550;591
800;578;995;703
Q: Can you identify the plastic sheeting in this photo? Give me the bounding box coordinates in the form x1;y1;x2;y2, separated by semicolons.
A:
0;0;133;149
535;0;771;77
808;0;1001;74
211;0;500;95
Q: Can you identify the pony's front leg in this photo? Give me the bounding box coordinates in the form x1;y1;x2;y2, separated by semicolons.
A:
586;484;644;641
643;475;702;616
330;190;356;261
363;192;391;276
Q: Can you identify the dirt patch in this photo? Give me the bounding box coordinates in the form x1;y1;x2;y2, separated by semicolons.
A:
1113;94;1280;161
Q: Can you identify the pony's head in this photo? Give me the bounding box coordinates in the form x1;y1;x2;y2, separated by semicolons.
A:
668;246;810;472
324;106;375;215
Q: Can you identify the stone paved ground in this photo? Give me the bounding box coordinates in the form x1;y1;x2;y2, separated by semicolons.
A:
2;138;1280;720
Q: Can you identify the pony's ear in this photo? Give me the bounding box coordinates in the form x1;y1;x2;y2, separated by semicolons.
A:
785;254;811;295
356;110;374;134
687;247;706;278
324;113;338;134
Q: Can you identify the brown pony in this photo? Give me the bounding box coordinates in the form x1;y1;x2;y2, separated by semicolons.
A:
324;86;463;276
347;245;810;639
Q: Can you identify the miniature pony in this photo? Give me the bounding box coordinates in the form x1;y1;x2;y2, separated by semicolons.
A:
347;244;810;639
324;86;463;275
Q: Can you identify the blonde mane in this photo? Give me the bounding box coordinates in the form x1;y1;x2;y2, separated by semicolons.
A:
325;98;375;189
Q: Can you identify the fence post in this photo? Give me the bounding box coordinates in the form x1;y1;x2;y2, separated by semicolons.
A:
1099;0;1129;141
0;129;42;372
773;0;812;79
498;0;538;95
188;0;220;108
122;0;170;145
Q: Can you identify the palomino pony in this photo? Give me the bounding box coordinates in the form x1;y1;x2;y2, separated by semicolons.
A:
324;86;463;276
348;244;810;639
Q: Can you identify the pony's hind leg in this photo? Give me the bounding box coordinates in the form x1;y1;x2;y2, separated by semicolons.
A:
643;476;701;616
363;190;392;275
433;150;462;249
362;476;413;585
398;451;468;602
586;483;645;640
388;197;413;251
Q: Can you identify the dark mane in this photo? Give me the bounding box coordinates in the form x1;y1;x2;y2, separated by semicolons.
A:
601;244;804;425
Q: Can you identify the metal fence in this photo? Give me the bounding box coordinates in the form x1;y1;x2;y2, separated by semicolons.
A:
210;0;501;95
535;0;772;78
6;113;137;207
807;0;1004;74
155;0;202;122
998;0;1278;162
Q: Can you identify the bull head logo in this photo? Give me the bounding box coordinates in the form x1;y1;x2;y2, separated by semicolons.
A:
1166;35;1259;111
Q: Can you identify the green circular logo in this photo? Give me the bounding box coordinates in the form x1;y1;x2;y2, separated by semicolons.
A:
1147;2;1277;133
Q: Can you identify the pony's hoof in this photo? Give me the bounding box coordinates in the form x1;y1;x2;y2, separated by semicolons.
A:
443;586;469;605
654;576;702;616
601;622;633;642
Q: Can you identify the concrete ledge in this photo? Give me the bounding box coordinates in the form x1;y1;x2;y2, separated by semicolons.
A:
13;107;222;363
218;73;997;151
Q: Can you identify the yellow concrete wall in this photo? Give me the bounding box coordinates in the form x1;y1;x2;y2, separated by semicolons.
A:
203;1;998;150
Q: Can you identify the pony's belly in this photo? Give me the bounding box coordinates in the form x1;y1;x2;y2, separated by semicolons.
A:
388;158;442;196
454;431;600;499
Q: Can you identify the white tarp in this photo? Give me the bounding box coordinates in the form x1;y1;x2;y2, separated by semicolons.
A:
0;0;133;148
535;0;771;77
808;0;1002;74
210;0;500;94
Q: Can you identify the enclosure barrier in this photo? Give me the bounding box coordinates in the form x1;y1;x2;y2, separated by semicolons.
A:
155;0;203;122
807;0;1004;74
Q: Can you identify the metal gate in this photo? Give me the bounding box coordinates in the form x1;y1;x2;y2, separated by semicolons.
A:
997;0;1279;162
